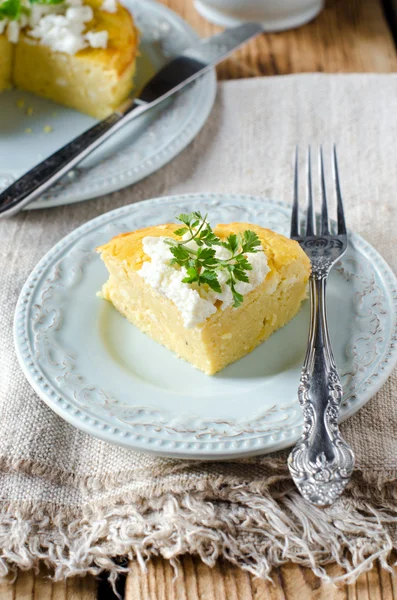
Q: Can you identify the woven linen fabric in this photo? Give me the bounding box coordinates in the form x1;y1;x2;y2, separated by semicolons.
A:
0;74;396;583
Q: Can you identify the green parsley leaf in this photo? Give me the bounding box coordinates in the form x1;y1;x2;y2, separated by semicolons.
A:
170;245;190;266
196;246;216;264
177;213;195;226
182;267;199;284
234;268;250;283
30;0;65;4
174;227;188;237
242;230;261;253
227;277;244;308
235;254;253;270
222;233;238;254
0;0;21;20
232;290;244;307
198;226;220;247
200;270;222;293
0;0;64;21
167;213;263;308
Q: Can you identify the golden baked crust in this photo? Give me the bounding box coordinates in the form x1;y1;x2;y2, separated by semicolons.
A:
78;0;138;77
97;222;311;375
98;224;179;270
97;221;308;276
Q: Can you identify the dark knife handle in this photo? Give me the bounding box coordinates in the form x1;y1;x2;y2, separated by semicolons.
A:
0;99;146;218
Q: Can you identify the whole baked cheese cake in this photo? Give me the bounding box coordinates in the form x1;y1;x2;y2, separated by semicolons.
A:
97;213;311;375
0;0;138;118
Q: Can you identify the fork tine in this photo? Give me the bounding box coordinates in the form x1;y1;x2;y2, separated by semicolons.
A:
306;146;315;236
290;146;299;238
319;146;329;235
333;145;347;235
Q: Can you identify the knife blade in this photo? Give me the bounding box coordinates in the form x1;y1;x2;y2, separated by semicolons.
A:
0;23;262;217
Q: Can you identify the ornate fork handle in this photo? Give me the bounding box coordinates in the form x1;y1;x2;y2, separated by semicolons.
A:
288;264;355;507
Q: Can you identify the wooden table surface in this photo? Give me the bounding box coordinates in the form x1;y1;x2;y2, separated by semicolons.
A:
7;1;397;598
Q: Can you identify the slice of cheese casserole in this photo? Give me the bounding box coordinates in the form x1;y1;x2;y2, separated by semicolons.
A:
97;221;311;375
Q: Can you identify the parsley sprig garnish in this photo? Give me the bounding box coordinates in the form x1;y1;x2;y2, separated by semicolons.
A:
0;0;64;21
166;212;262;308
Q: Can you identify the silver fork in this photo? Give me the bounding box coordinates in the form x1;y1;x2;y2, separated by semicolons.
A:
287;146;355;507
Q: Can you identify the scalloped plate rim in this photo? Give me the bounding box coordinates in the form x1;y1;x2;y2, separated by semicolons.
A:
14;194;397;459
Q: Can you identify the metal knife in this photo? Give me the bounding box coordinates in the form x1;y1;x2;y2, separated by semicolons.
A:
0;23;262;218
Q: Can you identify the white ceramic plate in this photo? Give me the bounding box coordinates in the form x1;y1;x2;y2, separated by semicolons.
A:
14;194;397;459
0;1;216;210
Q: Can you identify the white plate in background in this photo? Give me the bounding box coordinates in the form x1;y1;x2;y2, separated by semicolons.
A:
0;1;216;209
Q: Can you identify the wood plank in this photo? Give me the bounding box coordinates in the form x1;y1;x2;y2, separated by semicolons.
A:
4;559;397;600
157;0;397;78
126;557;397;600
0;570;97;600
0;572;16;600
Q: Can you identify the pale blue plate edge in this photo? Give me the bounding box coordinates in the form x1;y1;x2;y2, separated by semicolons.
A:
14;194;397;459
25;0;217;210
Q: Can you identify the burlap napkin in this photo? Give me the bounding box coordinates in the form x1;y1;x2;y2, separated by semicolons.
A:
1;74;396;584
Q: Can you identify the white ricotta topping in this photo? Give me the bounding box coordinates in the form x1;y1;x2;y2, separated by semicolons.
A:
85;29;108;48
138;235;270;329
29;4;55;27
101;0;117;13
2;0;110;52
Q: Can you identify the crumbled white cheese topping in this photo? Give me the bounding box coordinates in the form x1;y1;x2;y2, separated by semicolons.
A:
29;4;94;54
101;0;117;13
2;0;110;53
138;235;270;329
85;29;108;48
29;4;54;28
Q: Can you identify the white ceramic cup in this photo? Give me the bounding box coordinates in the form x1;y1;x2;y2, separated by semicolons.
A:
194;0;324;31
